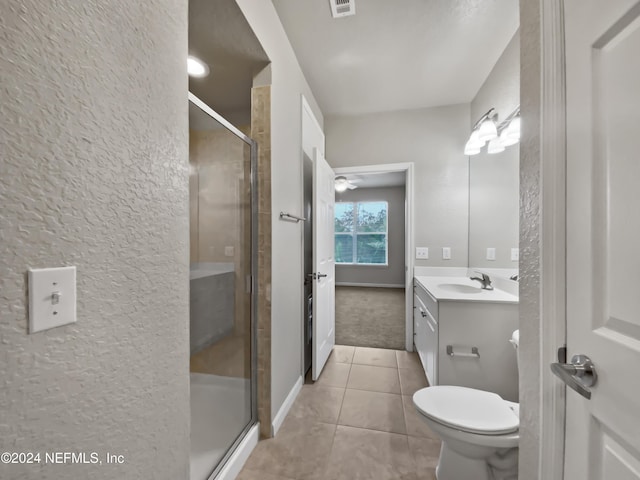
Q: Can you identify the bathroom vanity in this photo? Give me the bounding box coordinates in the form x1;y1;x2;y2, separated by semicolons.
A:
414;275;519;401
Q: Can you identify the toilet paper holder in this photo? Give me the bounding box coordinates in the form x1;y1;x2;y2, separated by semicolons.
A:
447;345;480;358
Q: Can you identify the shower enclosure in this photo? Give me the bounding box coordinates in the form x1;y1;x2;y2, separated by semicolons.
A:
188;93;257;480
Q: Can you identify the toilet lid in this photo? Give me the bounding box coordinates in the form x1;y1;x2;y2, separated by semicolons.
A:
413;386;519;435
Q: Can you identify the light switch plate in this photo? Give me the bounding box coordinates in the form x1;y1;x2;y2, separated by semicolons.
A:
486;248;496;261
511;248;520;261
28;266;76;333
224;246;234;257
416;247;429;259
442;247;451;260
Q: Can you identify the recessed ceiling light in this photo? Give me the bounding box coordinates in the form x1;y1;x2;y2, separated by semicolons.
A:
187;56;210;78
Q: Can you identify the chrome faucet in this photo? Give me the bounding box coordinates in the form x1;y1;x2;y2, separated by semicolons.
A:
470;272;493;290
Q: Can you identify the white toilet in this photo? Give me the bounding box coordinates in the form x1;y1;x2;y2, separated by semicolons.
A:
413;330;520;480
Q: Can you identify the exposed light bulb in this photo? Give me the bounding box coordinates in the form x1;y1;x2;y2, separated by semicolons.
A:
188;56;210;78
487;137;505;154
478;117;498;142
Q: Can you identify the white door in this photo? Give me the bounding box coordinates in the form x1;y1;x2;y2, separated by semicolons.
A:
312;148;335;381
563;1;640;478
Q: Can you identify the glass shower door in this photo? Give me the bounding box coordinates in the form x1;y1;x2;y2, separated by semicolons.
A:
188;94;256;480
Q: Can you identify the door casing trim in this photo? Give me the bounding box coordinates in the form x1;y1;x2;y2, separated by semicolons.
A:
519;0;567;479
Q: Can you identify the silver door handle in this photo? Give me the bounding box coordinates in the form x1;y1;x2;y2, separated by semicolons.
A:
308;273;328;280
550;354;597;400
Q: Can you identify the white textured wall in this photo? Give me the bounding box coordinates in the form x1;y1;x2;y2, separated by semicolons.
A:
469;31;520;268
0;2;189;479
519;1;542;479
326;105;470;267
234;0;325;420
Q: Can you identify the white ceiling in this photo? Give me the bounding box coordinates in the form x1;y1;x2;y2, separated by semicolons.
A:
271;0;519;116
341;171;406;189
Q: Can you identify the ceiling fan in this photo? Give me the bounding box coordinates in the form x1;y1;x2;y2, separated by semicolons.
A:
334;175;360;192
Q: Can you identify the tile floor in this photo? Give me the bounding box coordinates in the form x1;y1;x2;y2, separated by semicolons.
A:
238;345;441;480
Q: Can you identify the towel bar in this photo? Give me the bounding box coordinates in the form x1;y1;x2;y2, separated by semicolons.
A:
279;212;306;222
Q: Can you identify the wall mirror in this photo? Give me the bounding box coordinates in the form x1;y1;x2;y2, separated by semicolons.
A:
467;31;520;277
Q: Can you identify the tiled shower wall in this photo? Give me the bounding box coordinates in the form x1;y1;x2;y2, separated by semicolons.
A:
189;128;252;343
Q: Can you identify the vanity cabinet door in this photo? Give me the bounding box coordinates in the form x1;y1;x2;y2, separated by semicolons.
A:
424;313;438;386
414;290;438;386
413;293;428;375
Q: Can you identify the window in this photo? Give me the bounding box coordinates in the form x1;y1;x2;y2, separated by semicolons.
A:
335;201;388;265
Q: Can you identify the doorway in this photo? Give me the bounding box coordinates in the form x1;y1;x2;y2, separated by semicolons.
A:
333;164;415;352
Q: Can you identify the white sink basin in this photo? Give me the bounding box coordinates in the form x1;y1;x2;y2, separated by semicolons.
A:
415;276;519;303
437;283;482;294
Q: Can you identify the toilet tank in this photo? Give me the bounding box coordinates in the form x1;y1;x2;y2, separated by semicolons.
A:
510;330;520;370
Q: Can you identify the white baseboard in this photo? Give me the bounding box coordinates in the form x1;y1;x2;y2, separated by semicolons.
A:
213;423;259;480
335;282;405;288
271;376;303;436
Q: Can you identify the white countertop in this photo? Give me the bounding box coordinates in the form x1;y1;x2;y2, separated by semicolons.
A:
414;275;519;304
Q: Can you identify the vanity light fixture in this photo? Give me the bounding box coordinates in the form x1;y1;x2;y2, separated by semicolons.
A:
487;137;505;154
499;128;519;147
464;144;482;156
464;130;484;155
477;111;499;142
464;108;498;156
495;107;521;149
504;113;521;141
465;106;520;156
187;55;210;78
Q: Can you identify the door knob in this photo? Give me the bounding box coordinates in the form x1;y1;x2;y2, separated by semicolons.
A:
550;354;597;400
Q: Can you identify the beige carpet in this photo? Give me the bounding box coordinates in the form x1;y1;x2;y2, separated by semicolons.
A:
335;286;406;350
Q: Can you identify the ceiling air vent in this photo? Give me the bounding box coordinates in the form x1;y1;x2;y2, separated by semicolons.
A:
330;0;355;18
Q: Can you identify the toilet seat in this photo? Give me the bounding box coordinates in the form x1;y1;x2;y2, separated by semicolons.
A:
413;386;519;435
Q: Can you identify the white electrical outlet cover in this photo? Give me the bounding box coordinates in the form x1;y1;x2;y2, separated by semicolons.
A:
416;247;429;259
511;248;520;261
487;248;496;261
28;266;77;333
442;247;451;260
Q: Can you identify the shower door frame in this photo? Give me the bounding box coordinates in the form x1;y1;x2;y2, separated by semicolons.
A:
188;92;258;480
